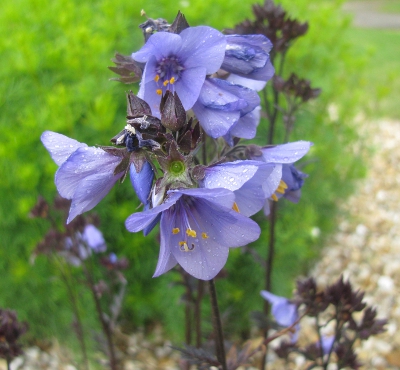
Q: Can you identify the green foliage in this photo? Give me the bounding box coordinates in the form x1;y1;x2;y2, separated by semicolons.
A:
0;0;372;348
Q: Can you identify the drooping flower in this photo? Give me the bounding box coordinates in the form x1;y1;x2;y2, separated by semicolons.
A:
125;187;261;280
280;164;308;203
248;141;312;214
41;131;125;223
261;290;299;342
131;26;226;115
199;160;280;216
222;34;275;90
192;78;260;138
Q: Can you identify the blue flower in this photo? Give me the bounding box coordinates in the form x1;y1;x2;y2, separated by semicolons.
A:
261;290;299;342
192;78;260;138
41;131;124;223
249;141;312;214
42;130;156;223
200;160;280;216
131;26;226;115
82;224;107;253
280;164;308;203
63;224;106;266
125;187;261;280
222;34;275;90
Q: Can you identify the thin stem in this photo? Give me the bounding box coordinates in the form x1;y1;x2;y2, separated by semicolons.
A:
208;279;227;370
55;257;90;370
261;201;278;370
83;262;118;370
195;280;204;348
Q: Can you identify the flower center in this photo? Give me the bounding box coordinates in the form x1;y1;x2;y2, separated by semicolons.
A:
154;56;184;95
169;160;185;176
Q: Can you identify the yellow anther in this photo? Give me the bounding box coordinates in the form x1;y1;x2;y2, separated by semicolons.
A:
280;180;288;189
276;180;288;194
186;229;197;238
163;80;169;87
169;77;175;84
172;228;180;234
154;74;160;82
156;89;162;95
202;232;209;239
271;193;279;201
232;202;240;213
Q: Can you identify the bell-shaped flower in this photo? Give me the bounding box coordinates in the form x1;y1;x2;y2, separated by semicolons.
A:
261;290;299;342
41;131;124;223
199;160;280;216
131;26;226;115
192;78;260;138
125;187;261;280
248;141;312;215
280;164;308;203
223;106;261;146
222;34;275;90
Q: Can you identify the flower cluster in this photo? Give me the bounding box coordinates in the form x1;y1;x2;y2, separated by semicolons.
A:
41;11;312;280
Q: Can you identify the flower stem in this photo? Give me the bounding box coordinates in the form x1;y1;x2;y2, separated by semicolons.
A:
208;279;227;370
83;262;118;370
195;280;204;348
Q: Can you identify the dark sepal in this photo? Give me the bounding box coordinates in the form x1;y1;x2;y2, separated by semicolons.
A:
191;165;206;181
178;130;192;154
160;91;187;131
113;153;131;182
169;11;190;34
129;150;148;173
127;91;152;116
109;53;143;84
99;146;127;157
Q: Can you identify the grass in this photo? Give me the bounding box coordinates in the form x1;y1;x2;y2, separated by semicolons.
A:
344;27;400;119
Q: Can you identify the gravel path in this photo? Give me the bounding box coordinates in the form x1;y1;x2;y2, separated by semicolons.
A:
311;119;400;369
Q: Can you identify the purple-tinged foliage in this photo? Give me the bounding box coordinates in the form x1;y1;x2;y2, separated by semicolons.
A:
132;26;226;115
126;188;260;280
0;309;28;361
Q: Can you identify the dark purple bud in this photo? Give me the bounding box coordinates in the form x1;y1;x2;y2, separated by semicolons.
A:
169;11;190;34
127;91;152;116
160;91;187;131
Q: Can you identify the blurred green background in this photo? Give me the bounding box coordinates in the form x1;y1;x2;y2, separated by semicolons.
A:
0;0;399;353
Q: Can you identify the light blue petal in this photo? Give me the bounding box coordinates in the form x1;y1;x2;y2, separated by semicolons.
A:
261;141;313;164
180;26;226;74
41;131;87;166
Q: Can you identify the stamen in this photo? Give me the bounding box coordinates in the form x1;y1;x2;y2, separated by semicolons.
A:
201;232;209;239
172;228;180;234
276;180;288;194
163;80;169;87
232;202;240;213
179;241;190;252
156;89;162;95
186;229;197;238
271;193;278;201
169;77;175;84
154;75;160;82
